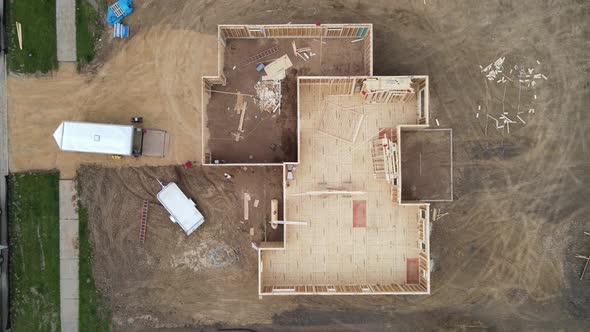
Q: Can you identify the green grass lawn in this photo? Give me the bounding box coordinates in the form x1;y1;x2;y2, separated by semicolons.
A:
76;0;103;66
8;172;60;332
7;0;58;73
78;206;111;331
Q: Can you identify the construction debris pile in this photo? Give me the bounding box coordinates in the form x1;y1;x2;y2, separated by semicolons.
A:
478;56;548;134
254;80;281;113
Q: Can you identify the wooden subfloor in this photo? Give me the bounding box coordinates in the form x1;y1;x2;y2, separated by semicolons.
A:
261;84;423;286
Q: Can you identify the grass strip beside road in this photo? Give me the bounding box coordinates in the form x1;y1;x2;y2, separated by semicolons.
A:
76;0;103;66
79;205;111;331
8;172;60;331
8;0;58;73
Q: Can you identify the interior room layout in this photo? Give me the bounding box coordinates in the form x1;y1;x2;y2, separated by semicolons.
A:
202;24;372;164
201;24;453;296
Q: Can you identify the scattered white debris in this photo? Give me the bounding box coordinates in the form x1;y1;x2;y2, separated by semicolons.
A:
251;242;259;251
481;56;506;81
435;119;440;126
499;114;516;123
479;57;547;134
487;114;499;127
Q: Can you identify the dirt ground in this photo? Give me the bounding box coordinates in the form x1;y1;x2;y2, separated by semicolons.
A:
205;38;365;163
400;129;452;201
8;0;590;330
77;165;284;329
8;28;218;179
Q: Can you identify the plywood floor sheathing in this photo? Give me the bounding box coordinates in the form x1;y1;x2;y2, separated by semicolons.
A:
261;84;422;287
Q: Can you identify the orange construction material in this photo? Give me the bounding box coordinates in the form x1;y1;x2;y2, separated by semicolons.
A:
406;258;419;284
352;200;366;228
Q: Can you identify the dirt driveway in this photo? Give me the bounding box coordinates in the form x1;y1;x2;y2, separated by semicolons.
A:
8;0;590;331
8;27;217;178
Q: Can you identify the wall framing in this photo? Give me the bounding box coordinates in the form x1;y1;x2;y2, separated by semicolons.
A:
197;24;448;298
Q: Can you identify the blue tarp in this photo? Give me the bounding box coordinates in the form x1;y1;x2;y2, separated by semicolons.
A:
106;0;134;25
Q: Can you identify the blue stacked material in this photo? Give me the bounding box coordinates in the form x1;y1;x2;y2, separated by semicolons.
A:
106;0;134;25
256;63;266;72
113;23;129;38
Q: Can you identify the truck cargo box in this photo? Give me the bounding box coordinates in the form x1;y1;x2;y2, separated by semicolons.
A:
53;121;134;155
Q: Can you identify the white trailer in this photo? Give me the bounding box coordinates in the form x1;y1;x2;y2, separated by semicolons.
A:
52;121;168;157
157;182;205;236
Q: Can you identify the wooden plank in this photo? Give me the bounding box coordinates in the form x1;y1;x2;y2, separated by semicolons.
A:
205;89;254;97
234;93;244;114
238;103;247;132
244;193;251;220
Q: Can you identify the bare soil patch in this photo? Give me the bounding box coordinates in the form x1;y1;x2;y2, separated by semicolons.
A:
8;0;590;330
77;164;284;329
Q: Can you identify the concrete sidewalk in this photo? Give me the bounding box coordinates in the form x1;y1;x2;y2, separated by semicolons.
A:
56;0;77;62
0;51;10;331
59;180;79;332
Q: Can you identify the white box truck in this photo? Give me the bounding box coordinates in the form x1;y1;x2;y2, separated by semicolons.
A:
157;182;205;236
52;121;168;157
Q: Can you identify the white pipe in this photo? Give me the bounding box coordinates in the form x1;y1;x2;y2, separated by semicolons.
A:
269;220;308;225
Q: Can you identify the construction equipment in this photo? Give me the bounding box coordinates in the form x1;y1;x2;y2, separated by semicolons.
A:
156;182;205;236
53;121;169;157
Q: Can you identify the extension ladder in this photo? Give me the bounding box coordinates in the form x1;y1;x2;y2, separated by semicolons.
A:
139;200;149;244
238;45;280;68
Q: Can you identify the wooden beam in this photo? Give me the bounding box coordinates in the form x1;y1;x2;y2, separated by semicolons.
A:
289;190;366;196
238;104;247;132
205;89;254;97
244;193;251;220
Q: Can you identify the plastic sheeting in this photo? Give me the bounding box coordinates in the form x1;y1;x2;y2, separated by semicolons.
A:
106;0;134;25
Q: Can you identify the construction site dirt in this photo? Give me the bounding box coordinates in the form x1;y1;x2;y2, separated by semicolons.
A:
400;129;452;201
7;0;590;331
205;38;365;163
77;165;284;328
